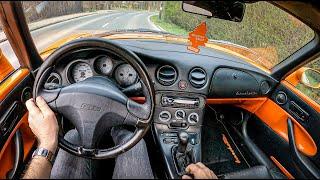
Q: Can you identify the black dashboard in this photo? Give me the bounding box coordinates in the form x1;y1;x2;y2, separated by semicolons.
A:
46;39;278;98
44;38;279;178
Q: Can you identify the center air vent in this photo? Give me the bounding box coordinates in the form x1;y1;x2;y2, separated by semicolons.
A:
157;65;177;86
189;68;206;88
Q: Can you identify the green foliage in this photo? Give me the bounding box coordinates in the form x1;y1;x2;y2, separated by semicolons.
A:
307;58;320;70
151;15;188;35
161;1;314;66
296;83;320;104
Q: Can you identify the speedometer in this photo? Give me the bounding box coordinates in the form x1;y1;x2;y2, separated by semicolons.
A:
95;56;113;75
71;62;93;83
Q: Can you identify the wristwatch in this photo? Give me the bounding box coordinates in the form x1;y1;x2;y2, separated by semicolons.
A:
32;147;54;165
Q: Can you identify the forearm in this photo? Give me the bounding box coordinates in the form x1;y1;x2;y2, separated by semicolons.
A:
24;97;59;179
23;143;57;179
23;156;52;179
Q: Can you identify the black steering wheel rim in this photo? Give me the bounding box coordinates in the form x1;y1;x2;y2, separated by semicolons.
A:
33;38;155;159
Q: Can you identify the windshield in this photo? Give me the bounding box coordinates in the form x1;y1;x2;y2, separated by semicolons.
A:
17;1;314;69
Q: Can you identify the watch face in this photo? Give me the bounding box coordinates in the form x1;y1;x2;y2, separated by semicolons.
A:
32;147;54;163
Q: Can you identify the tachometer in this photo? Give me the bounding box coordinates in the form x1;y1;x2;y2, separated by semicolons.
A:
115;64;138;87
71;62;93;83
95;56;113;75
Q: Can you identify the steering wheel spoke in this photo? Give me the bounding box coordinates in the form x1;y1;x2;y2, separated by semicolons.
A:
33;38;154;159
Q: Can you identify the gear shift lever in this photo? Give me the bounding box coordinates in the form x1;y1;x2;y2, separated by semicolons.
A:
174;131;194;176
178;132;189;153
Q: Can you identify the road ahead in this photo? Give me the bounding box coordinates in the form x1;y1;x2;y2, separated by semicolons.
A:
2;11;159;68
32;11;159;52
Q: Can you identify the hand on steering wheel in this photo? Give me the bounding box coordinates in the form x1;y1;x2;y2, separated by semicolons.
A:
26;96;59;153
33;38;155;159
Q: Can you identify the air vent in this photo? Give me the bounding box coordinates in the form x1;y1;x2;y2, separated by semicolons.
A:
44;73;61;90
157;65;177;86
189;68;206;88
46;73;61;84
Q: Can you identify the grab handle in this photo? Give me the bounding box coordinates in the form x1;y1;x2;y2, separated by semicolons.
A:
7;130;24;179
287;118;320;179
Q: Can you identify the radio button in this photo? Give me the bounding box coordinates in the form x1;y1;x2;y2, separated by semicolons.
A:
161;97;174;106
170;122;187;128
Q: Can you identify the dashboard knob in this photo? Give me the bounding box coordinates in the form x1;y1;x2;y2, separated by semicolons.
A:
188;113;199;124
276;91;287;105
175;110;186;120
159;111;171;122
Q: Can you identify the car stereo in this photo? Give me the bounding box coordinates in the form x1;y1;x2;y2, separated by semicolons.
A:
161;96;200;109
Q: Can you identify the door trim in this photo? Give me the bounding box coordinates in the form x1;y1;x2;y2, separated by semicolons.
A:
0;68;29;101
0;114;36;178
255;99;317;156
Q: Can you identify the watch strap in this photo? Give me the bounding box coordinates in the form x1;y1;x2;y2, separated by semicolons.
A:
32;147;54;165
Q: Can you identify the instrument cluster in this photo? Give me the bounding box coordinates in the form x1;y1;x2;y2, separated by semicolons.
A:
66;55;138;88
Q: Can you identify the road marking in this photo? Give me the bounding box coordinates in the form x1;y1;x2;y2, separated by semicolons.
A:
124;12;144;29
101;13;123;28
34;13;117;50
147;14;164;31
32;10;119;34
102;23;109;28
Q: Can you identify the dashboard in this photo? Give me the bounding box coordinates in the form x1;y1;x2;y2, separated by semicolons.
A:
44;39;279;151
45;39;278;98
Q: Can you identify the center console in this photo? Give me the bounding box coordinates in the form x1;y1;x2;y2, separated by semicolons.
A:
153;91;205;178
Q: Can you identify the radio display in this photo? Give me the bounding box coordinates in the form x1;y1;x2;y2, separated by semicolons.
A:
161;96;200;108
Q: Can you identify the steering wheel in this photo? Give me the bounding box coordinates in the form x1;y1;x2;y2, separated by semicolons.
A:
33;38;155;159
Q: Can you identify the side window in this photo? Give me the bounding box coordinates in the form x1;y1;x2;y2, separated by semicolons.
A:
286;58;320;104
0;17;21;82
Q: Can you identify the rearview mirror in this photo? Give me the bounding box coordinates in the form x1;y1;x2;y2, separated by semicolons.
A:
182;1;245;22
300;68;320;89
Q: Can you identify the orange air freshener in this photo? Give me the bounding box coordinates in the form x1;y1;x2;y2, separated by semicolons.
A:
187;22;208;53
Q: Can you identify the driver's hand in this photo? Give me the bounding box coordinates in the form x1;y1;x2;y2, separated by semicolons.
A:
182;162;218;179
26;96;59;153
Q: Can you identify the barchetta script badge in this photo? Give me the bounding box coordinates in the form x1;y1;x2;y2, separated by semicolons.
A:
80;103;102;112
236;91;258;96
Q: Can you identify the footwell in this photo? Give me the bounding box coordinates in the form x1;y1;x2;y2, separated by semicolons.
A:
201;107;257;176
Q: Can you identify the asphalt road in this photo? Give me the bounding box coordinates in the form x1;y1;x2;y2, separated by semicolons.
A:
32;11;159;52
1;11;159;68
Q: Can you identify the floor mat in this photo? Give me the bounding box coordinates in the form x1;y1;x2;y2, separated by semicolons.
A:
202;120;250;175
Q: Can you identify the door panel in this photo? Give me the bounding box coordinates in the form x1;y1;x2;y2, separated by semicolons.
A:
248;82;320;178
0;114;35;178
247;116;303;178
0;69;35;178
270;156;295;179
255;99;317;156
